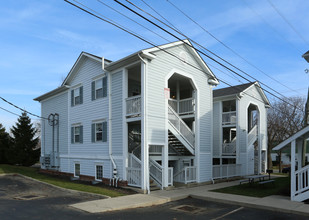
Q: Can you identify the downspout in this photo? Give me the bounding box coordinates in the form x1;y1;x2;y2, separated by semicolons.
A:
138;53;150;194
55;113;60;169
108;69;118;187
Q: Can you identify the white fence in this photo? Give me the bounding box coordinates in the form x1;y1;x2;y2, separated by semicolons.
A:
222;111;236;125
213;164;241;179
173;166;197;184
168;106;195;148
126;95;141;116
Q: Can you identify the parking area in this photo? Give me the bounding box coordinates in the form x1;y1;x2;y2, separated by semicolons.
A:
0;174;308;220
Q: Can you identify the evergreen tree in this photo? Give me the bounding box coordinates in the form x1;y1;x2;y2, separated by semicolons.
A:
0;123;11;164
10;112;40;166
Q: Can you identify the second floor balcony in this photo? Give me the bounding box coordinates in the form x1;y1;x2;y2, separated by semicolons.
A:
222;111;236;125
126;95;141;117
168;97;195;115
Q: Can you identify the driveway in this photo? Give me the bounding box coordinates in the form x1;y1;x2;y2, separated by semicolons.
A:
0;174;307;220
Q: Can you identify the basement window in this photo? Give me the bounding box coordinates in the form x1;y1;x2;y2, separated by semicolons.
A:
74;163;80;177
96;165;103;181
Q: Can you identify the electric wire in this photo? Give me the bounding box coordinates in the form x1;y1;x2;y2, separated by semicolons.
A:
115;0;303;111
0;106;21;117
0;96;47;120
64;0;292;111
167;0;303;96
65;0;305;113
267;0;309;47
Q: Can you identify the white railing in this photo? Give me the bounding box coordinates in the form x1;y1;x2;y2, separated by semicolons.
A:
179;98;194;114
295;165;309;196
128;153;141;168
168;105;195;148
212;164;241;179
168;99;178;113
149;159;163;188
126;95;141;116
248;124;258;146
127;167;141;187
222;111;236;125
168;98;194;115
168;167;173;186
222;142;236;155
173;166;197;184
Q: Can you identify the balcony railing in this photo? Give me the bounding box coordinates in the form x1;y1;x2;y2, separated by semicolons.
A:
213;164;241;179
222;111;236;125
168;98;195;115
126;95;141;117
222;142;236;155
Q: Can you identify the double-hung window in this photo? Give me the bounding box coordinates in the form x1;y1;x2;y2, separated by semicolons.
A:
71;125;83;144
92;121;107;142
71;86;83;106
92;76;107;100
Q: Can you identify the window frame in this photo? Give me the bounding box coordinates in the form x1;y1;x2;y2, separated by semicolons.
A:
95;122;103;142
71;124;83;144
74;163;80;178
94;78;103;100
95;164;103;181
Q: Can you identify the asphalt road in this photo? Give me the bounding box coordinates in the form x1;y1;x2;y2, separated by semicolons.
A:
0;174;308;220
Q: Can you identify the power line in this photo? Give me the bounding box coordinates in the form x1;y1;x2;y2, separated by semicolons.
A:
0;96;47;120
115;0;304;111
167;0;303;96
64;0;296;111
267;0;309;47
0;106;21;117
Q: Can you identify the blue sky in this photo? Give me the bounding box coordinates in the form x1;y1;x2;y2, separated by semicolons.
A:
0;0;308;131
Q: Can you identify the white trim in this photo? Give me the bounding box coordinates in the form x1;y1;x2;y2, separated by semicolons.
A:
92;73;106;81
123;69;128;180
59;154;123;160
40;89;69;103
74;162;80;178
95;163;104;181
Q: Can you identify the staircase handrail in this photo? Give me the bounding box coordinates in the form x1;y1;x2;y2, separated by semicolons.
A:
149;158;163;188
168;105;195;147
248;124;258;146
128;153;141;168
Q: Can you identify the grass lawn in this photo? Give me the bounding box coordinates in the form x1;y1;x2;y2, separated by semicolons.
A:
212;176;290;198
0;164;126;197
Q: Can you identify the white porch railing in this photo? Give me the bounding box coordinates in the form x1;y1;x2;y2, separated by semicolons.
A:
212;164;241;179
149;159;163;189
168;167;173;186
248;124;258;146
168;98;194;115
168;105;195;148
173;166;197;184
294;165;309;197
126;95;141;116
127;153;142;187
127;167;141;187
222;142;236;155
222;111;236;125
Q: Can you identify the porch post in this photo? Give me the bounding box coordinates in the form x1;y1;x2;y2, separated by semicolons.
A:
162;144;169;188
291;140;296;201
297;139;303;170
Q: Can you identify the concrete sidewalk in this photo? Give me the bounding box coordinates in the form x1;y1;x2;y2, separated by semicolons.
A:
70;180;309;216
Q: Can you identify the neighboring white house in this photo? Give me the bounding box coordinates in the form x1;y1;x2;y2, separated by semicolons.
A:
34;40;269;192
212;82;270;179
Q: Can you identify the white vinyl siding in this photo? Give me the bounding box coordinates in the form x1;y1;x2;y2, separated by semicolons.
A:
69;57;109;156
111;71;123;156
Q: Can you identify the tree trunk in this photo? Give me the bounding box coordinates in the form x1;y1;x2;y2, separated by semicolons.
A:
278;151;282;173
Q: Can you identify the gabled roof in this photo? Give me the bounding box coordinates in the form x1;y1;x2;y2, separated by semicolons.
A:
34;85;69;102
213;81;270;106
273;126;309;151
213;82;254;98
105;39;219;84
61;51;111;86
